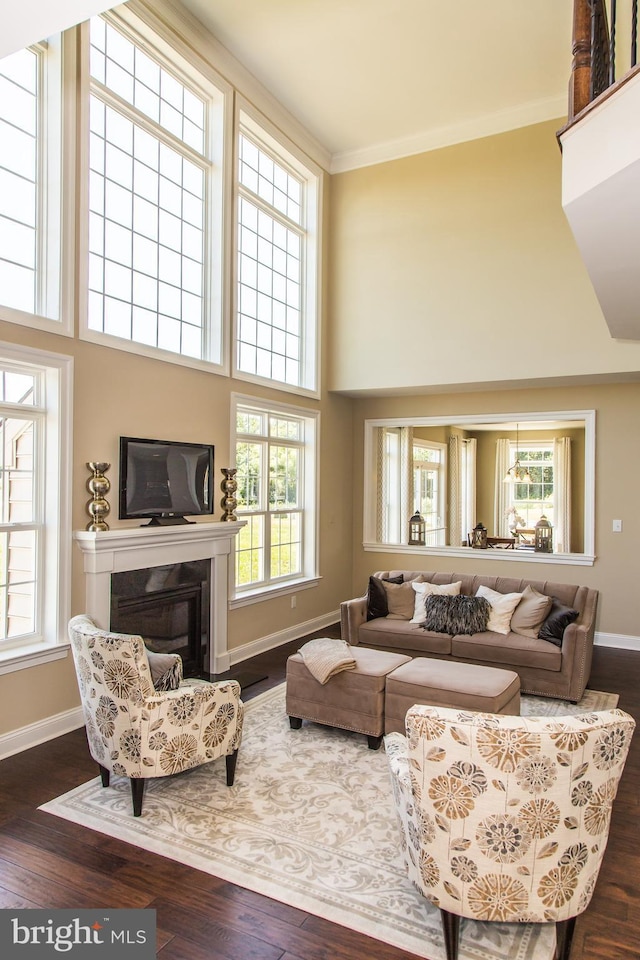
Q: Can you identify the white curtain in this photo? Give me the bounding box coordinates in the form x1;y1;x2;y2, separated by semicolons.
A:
400;426;414;542
554;437;572;553
494;438;511;537
375;427;387;542
449;435;477;545
462;438;477;544
375;425;413;543
448;435;461;546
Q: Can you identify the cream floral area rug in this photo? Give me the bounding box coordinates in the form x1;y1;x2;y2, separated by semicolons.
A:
41;685;618;960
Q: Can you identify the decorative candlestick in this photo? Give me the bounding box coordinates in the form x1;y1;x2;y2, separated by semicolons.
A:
220;467;238;521
86;462;111;531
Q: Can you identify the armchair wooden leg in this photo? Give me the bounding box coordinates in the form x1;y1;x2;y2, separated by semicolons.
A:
226;749;239;786
555;916;577;960
440;908;460;960
289;716;302;729
367;734;383;750
98;764;110;787
130;778;145;817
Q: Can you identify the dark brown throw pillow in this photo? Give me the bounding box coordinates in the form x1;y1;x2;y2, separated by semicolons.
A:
538;599;579;646
367;575;404;620
146;649;183;690
423;594;490;636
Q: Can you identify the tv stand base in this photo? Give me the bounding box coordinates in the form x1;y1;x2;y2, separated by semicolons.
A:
143;515;194;526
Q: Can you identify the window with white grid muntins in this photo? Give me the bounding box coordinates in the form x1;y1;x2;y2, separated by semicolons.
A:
87;16;209;359
237;133;304;386
0;49;39;315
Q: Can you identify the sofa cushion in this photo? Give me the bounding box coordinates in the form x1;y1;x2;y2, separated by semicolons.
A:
359;617;452;655
451;631;563;671
367;575;403;620
383;580;417;619
538;599;579;646
510;584;553;640
475;584;523;634
422;594;490;636
410;579;462;624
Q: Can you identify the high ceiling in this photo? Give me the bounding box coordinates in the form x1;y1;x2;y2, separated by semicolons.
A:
4;1;575;173
180;0;574;171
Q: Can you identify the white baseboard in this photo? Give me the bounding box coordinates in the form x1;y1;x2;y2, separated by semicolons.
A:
0;705;84;760
228;609;340;667
595;631;640;651
1;618;635;759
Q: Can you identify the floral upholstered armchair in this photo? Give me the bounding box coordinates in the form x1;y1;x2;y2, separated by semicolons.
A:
385;704;635;960
68;614;244;816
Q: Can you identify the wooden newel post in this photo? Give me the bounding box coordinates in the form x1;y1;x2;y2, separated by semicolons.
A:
569;0;594;119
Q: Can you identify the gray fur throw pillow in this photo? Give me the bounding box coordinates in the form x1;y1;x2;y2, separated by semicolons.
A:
423;595;490;636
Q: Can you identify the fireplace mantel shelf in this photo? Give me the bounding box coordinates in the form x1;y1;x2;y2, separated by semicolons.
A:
73;521;246;673
74;521;246;566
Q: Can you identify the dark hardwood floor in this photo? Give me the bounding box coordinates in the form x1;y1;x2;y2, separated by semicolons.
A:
1;631;639;960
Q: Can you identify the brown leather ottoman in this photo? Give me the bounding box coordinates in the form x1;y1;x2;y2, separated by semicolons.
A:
384;658;521;735
286;646;411;749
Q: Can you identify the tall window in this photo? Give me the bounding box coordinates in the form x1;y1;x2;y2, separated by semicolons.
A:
236;111;320;394
0;345;71;662
0;38;65;327
508;443;554;528
86;14;224;364
233;397;318;598
413;441;446;545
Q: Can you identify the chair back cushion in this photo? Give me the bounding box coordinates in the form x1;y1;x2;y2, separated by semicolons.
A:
391;704;634;923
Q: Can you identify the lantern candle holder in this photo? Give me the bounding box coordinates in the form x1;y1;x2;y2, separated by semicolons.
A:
471;522;488;549
408;510;426;546
534;515;553;553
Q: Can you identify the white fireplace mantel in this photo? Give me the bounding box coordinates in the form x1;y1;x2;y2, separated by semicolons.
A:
73;521;245;674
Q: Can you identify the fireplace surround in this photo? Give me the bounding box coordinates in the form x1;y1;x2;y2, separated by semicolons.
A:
73;521;245;674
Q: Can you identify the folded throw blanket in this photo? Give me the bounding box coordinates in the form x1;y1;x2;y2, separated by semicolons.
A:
298;637;357;684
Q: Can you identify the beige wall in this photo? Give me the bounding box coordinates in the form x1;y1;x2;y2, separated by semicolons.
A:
348;382;640;638
3;107;640;742
0;171;358;738
328;119;640;393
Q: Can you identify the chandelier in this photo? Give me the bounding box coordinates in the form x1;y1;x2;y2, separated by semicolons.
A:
503;423;532;483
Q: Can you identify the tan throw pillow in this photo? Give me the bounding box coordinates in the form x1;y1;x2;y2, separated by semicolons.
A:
510;584;553;639
383;580;416;619
410;580;462;624
475;584;523;635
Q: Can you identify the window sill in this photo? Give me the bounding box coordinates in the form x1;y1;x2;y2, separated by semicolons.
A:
0;642;70;676
230;576;321;608
362;542;596;567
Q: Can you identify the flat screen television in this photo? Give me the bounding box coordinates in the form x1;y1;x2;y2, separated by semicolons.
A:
119;437;214;525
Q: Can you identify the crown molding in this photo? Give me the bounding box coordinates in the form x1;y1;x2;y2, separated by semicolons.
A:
129;0;332;172
330;94;568;174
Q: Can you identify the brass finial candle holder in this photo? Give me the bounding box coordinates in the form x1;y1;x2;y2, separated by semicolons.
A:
220;467;238;521
86;462;111;531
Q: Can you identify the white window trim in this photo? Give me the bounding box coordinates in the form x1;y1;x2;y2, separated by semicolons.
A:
0;32;75;337
230;392;320;603
363;410;596;566
232;97;322;399
76;10;233;376
0;341;73;672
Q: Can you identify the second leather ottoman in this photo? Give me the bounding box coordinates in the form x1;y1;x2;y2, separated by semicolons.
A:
286;646;411;749
384;657;521;735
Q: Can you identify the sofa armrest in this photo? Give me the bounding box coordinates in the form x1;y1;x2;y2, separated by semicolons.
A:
340;595;367;644
559;621;595;702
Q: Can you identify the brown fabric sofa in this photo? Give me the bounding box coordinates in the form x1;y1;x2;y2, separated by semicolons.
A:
340;570;598;702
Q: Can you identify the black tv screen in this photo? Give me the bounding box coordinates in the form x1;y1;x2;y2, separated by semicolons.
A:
119;437;214;523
